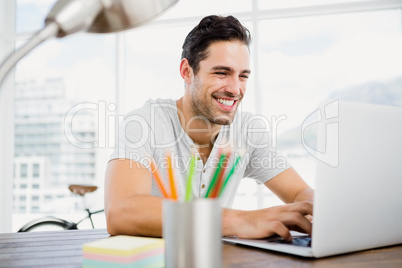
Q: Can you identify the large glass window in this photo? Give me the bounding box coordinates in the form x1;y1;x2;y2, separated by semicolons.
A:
3;0;402;231
16;0;56;33
259;9;402;132
258;0;372;10
254;9;402;208
123;25;191;113
155;0;252;20
12;1;115;231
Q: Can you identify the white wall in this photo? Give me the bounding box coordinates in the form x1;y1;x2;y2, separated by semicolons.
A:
0;0;16;233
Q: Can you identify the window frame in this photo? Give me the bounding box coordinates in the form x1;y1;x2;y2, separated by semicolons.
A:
0;0;16;233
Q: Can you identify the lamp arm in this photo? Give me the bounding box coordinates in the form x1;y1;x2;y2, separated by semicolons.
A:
0;22;59;90
0;0;178;91
0;0;104;90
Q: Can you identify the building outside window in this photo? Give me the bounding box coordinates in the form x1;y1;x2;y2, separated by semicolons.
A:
20;163;27;178
32;163;40;178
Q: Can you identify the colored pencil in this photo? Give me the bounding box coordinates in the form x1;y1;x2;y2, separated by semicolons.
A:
149;160;169;198
218;154;241;197
167;154;178;200
205;151;225;198
185;152;196;202
210;151;231;198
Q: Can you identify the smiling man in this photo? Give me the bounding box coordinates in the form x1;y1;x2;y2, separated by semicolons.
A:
105;15;314;241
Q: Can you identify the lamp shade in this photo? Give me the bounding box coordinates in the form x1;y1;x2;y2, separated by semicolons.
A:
45;0;179;37
87;0;179;33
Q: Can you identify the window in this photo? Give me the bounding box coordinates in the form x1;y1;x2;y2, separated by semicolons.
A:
123;25;191;112
155;0;251;20
9;0;116;231
16;0;56;33
31;206;40;212
32;163;40;178
253;9;402;208
258;9;402;132
20;163;27;178
3;0;402;232
258;0;372;9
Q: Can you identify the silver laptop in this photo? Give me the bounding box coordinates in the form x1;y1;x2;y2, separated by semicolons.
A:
223;100;402;258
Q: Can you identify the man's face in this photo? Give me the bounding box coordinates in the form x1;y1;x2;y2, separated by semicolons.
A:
188;41;250;125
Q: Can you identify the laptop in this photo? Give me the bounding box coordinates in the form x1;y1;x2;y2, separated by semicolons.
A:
223;100;402;258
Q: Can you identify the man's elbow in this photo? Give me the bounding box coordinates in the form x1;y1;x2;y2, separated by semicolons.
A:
105;204;121;236
105;202;145;236
105;202;138;236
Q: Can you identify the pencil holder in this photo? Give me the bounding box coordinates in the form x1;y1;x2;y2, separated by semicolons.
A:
162;198;222;268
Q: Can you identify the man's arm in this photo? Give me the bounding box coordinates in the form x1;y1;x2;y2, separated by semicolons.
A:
264;167;314;204
221;167;314;241
105;161;313;240
104;159;164;237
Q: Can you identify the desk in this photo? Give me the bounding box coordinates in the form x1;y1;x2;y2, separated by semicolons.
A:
1;229;401;267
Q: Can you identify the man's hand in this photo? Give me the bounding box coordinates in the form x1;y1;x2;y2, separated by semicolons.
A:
223;201;313;242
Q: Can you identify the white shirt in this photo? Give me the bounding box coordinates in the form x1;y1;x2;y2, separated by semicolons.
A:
110;98;290;208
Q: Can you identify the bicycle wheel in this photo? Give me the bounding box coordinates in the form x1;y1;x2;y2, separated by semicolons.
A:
18;216;78;232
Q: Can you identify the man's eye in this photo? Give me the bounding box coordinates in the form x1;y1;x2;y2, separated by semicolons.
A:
240;75;249;79
215;72;227;76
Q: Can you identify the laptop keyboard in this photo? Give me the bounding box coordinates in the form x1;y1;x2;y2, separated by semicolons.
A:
267;236;312;247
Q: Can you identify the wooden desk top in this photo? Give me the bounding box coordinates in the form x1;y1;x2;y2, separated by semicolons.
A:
1;229;401;267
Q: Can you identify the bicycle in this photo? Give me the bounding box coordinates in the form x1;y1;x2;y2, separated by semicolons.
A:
18;184;104;232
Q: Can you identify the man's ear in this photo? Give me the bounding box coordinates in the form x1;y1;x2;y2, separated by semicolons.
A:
180;58;193;84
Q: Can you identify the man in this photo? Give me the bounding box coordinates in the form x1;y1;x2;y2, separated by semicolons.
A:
105;15;314;241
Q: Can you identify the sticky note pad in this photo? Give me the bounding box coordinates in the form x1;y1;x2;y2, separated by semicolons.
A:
82;235;164;268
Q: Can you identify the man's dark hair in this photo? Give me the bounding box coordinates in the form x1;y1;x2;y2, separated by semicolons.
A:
181;15;251;75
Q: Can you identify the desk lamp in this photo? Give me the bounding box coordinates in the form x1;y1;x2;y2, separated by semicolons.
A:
0;0;178;87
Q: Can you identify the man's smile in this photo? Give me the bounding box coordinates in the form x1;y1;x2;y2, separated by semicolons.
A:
213;96;238;111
